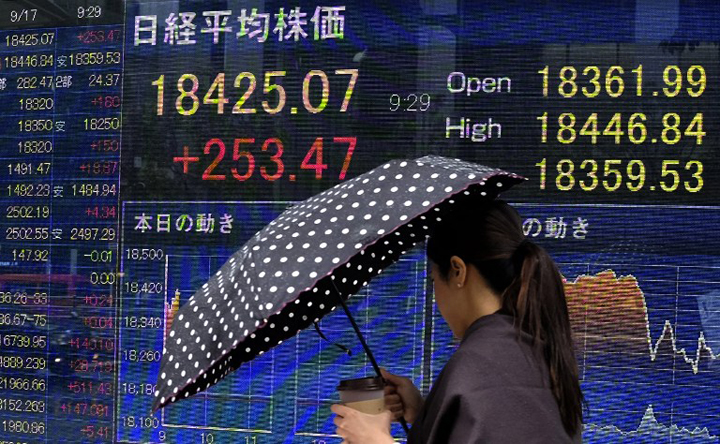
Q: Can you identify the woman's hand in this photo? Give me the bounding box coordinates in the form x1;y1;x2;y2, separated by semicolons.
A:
331;404;394;444
381;368;424;424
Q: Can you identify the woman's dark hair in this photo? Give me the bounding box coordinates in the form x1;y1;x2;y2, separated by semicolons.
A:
426;198;583;437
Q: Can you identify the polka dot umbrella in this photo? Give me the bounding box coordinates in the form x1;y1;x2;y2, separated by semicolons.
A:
152;155;524;412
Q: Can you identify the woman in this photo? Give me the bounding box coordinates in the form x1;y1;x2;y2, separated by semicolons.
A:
331;199;583;443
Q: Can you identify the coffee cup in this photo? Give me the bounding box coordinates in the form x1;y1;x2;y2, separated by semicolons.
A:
337;376;386;414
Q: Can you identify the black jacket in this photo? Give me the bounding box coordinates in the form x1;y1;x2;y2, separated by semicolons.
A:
408;313;581;443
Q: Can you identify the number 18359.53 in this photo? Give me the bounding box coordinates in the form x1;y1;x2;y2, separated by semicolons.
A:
535;158;702;193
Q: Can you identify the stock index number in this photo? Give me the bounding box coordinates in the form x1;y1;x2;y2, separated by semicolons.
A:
538;112;705;145
539;65;706;98
5;32;54;47
153;69;358;115
536;158;703;193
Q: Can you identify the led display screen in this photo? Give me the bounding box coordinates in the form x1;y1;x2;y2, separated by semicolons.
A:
0;1;718;442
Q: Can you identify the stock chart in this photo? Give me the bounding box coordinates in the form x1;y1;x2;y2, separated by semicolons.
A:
0;0;718;442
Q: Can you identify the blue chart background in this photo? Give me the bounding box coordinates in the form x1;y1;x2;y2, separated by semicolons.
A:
120;201;720;443
519;204;720;444
163;250;429;442
120;201;433;443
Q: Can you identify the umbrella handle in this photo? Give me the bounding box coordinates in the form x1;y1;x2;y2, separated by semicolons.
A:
329;278;411;435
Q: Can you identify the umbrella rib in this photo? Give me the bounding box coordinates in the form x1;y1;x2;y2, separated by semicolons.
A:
329;277;382;377
313;321;352;356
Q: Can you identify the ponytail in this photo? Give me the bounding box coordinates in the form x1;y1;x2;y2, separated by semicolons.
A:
505;240;583;436
426;199;584;437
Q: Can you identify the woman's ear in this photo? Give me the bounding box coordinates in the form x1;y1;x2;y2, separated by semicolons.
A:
449;256;467;287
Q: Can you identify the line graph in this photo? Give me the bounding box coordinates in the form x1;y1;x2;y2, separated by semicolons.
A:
649;320;718;374
163;289;180;340
560;263;720;441
423;259;720;442
585;405;718;441
564;268;720;375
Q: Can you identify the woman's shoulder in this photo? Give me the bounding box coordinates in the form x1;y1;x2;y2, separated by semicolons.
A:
444;314;550;391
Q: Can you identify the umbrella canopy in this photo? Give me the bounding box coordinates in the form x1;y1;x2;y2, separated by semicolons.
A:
152;155;524;411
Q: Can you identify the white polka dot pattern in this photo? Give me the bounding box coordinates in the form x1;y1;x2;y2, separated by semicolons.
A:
152;155;524;412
